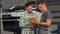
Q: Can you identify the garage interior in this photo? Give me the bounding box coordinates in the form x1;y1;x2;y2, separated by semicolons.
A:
0;0;60;34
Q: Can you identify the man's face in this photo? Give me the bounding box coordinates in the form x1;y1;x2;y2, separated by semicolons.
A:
26;6;33;13
38;3;46;12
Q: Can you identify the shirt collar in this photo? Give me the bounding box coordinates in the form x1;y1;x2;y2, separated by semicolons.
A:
25;10;36;15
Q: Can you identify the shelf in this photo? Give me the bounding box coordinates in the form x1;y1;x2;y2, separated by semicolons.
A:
2;19;19;21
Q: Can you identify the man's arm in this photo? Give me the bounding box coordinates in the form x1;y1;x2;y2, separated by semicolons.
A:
39;11;52;27
37;11;52;27
19;16;26;27
39;19;51;26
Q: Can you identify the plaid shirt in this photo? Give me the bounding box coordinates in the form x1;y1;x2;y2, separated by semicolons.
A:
19;11;43;28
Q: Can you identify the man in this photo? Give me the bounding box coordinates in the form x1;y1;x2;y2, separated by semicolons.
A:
38;1;52;34
19;2;42;34
34;1;52;34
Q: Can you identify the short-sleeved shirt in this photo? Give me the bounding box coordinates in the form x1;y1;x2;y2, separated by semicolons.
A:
39;10;52;34
41;10;52;22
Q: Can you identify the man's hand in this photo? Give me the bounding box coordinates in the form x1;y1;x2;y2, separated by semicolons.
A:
27;16;41;28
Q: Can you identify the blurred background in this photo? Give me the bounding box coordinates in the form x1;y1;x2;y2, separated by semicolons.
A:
0;0;60;34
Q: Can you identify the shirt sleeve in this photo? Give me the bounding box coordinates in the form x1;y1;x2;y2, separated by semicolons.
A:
19;15;26;27
19;16;24;26
46;11;52;20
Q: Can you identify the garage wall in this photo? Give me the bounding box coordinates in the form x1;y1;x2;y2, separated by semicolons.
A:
1;0;37;8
